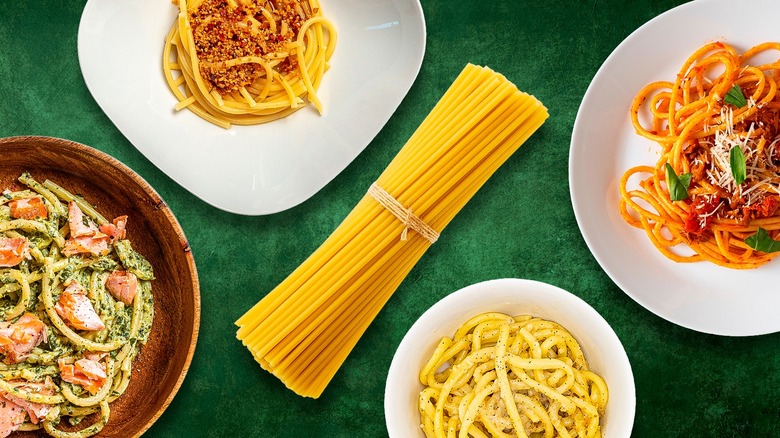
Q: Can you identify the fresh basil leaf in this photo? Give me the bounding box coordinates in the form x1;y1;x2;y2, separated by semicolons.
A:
665;163;691;201
724;83;747;108
745;227;780;253
679;173;692;191
730;146;746;185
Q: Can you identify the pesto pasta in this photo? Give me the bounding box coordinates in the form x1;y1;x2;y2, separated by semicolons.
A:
0;173;154;438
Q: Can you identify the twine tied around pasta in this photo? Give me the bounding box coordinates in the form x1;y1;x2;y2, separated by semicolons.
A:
367;183;440;244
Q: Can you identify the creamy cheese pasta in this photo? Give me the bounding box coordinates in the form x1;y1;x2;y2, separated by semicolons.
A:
418;312;608;438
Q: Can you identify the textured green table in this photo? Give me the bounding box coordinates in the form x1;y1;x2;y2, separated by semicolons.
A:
1;0;779;437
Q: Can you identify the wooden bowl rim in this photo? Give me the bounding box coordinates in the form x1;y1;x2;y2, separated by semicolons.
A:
0;135;201;437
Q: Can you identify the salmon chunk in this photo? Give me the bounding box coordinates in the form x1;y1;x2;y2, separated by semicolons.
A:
62;202;110;257
0;378;57;425
58;357;107;395
0;313;46;364
105;270;138;305
54;282;105;331
0;394;26;438
0;237;28;268
8;197;47;220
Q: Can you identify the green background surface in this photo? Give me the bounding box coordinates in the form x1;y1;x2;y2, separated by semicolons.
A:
1;0;779;437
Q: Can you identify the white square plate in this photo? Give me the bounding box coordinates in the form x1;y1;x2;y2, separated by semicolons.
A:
78;0;426;215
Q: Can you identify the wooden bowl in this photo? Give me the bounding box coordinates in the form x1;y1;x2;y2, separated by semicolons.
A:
0;136;200;438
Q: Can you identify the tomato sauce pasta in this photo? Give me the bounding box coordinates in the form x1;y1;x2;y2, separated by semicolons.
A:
620;41;780;269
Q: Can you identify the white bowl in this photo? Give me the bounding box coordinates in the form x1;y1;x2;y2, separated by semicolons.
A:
385;278;635;437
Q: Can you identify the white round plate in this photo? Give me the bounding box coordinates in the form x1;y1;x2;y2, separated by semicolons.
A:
78;0;425;215
570;0;780;336
385;279;635;438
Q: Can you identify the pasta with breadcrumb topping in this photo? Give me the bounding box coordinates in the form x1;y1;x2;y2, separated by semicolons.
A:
163;0;337;128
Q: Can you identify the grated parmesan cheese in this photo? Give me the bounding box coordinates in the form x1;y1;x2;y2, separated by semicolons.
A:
703;105;780;209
